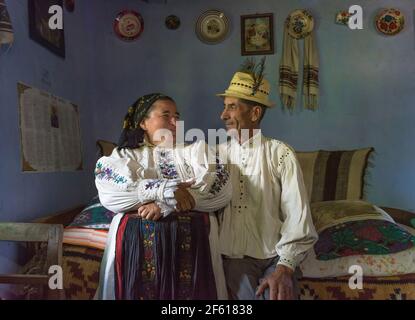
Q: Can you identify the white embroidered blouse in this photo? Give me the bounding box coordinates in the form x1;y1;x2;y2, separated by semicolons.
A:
94;140;232;299
217;132;318;270
95;140;232;216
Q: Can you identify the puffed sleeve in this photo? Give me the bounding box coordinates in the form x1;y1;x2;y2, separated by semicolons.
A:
185;141;232;212
274;144;318;270
95;147;178;216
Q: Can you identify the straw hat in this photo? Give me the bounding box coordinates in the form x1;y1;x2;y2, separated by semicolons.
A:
217;71;274;108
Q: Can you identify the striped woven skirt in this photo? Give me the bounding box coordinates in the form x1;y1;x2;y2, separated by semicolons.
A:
114;212;217;300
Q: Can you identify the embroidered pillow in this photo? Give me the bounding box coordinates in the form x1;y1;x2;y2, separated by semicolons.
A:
296;147;374;203
311;200;385;233
68;196;116;229
97;139;117;157
314;219;415;260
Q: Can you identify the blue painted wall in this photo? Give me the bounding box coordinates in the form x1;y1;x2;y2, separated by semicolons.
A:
0;0;98;277
89;0;415;212
0;0;98;224
0;0;414;276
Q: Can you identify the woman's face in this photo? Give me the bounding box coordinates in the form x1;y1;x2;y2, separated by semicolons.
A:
140;99;179;145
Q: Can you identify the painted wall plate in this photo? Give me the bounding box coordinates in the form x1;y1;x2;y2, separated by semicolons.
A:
375;8;404;36
165;15;180;30
114;10;144;41
195;10;229;44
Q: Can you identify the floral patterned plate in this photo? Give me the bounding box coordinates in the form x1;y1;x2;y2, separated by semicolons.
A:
114;10;144;41
375;8;404;36
286;9;314;39
195;9;229;44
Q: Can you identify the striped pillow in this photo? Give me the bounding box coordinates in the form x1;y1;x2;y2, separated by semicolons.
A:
63;227;108;250
296;148;374;203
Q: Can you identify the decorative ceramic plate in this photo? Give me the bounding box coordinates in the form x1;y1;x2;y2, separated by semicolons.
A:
375;8;404;36
165;15;180;30
114;10;144;41
335;10;352;26
195;10;229;44
286;9;314;39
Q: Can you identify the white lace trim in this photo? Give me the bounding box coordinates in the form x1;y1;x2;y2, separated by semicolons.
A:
277;256;296;271
136;179;179;206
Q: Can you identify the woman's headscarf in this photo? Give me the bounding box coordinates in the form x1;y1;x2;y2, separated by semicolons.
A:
118;93;172;149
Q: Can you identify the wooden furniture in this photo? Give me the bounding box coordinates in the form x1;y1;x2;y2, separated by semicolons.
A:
25;205;415;300
0;223;65;299
34;205;85;226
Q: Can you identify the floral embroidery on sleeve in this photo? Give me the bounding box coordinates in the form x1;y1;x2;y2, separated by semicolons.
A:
95;162;127;184
209;157;230;196
145;179;162;190
157;149;179;179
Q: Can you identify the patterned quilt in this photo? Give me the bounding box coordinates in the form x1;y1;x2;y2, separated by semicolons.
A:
62;244;102;300
300;274;415;300
61;244;415;300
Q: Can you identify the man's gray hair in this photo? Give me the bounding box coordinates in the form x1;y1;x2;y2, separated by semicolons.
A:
239;98;267;123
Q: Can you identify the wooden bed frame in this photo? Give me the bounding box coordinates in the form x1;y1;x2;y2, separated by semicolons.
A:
33;205;415;228
34;205;86;226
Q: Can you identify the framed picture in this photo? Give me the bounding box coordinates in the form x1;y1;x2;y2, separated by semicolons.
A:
241;13;274;56
28;0;65;58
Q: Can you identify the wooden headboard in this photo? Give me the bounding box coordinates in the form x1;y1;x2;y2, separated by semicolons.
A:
31;204;414;229
381;207;415;228
34;205;85;227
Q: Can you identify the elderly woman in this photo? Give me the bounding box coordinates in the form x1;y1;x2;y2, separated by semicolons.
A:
95;93;231;300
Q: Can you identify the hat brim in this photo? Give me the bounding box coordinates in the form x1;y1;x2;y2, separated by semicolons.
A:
216;92;275;108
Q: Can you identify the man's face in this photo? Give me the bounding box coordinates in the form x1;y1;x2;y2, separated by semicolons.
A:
220;97;257;133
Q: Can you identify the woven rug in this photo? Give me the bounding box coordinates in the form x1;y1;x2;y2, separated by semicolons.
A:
60;243;415;300
299;274;415;300
62;244;103;300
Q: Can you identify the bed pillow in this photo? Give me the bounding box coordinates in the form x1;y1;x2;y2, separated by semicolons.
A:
67;196;116;229
63;228;108;250
311;200;385;233
300;244;415;278
314;219;415;261
296;147;374;203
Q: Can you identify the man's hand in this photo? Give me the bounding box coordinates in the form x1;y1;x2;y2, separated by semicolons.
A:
137;202;162;221
174;181;195;212
256;264;295;300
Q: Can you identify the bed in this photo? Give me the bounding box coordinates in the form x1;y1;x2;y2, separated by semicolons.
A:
24;141;415;300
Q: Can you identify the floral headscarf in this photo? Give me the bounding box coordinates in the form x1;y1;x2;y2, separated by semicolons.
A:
118;93;172;149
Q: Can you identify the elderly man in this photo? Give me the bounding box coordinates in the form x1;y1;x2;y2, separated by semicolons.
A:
216;59;318;300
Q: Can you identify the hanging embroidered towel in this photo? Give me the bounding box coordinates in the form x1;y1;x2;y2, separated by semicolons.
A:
0;0;14;46
279;9;319;110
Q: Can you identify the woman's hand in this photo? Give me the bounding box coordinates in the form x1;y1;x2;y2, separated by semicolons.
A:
137;202;163;221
